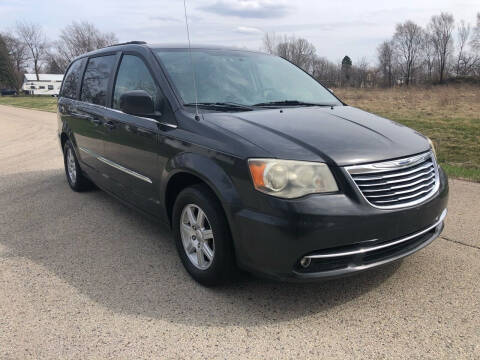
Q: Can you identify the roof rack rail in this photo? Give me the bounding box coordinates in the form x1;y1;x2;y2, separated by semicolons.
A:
106;41;147;48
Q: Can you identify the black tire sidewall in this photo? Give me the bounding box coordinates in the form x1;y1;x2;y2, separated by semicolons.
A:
172;184;234;286
63;140;91;191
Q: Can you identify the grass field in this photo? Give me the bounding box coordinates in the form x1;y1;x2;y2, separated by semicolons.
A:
335;85;480;182
0;95;57;112
1;86;479;181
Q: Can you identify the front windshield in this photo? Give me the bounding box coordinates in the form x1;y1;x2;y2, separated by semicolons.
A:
154;49;342;108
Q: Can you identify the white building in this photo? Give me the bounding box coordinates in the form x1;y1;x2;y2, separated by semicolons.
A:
22;74;64;96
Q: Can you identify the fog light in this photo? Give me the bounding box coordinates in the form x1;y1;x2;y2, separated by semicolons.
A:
300;257;311;268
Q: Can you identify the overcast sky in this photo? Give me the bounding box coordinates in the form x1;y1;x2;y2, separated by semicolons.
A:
1;0;478;63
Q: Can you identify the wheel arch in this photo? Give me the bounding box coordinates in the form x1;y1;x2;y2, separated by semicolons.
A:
59;131;80;160
161;152;242;235
60;132;69;150
164;171;207;226
59;115;78;150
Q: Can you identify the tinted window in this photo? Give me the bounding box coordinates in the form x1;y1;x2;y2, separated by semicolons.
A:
81;55;116;106
113;55;160;110
61;59;84;99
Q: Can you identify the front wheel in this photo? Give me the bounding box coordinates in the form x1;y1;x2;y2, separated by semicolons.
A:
172;184;236;286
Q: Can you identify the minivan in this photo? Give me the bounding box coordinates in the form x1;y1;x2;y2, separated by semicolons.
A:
58;41;448;285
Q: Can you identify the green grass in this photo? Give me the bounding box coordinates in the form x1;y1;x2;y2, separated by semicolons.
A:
440;164;480;182
0;95;57;112
335;86;480;182
377;114;480;182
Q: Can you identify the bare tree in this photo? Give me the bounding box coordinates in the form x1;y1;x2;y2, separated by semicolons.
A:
53;21;118;72
15;21;46;80
275;35;316;72
455;20;471;76
422;32;435;82
471;13;480;53
43;50;63;74
312;56;339;87
392;20;424;85
1;33;28;72
428;13;455;83
377;40;395;87
261;32;279;55
354;57;369;87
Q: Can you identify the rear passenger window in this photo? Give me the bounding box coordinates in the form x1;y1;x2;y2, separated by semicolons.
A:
81;55;116;106
113;55;160;110
61;59;84;99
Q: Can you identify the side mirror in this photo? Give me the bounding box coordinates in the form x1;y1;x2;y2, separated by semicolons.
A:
119;90;155;117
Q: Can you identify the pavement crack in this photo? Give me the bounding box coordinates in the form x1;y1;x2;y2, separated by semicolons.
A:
440;236;480;250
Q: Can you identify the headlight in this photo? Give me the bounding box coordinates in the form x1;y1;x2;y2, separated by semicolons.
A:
427;137;437;157
248;159;338;198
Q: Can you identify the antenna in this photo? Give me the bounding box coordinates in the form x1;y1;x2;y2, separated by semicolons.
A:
183;0;200;120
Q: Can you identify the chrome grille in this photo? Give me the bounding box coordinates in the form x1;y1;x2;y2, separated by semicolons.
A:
345;152;439;209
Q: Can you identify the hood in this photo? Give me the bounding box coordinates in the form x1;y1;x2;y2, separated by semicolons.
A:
203;106;430;166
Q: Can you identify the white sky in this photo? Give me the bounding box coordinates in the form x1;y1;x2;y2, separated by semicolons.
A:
1;0;478;64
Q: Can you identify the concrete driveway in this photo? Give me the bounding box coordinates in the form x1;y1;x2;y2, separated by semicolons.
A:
0;104;479;359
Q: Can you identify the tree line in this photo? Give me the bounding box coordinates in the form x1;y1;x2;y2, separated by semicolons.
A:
263;12;480;87
0;21;117;92
1;12;480;92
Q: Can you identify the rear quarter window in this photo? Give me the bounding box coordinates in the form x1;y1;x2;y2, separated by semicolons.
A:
80;55;116;106
60;59;84;99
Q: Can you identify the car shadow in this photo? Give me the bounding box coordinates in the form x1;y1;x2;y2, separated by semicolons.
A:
0;169;401;327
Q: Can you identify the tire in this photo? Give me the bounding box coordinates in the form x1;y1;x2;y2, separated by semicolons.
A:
172;184;236;286
63;140;93;192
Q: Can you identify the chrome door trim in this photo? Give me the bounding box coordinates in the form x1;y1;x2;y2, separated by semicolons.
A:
73;103;178;129
108;108;178;128
79;147;152;184
156;121;178;129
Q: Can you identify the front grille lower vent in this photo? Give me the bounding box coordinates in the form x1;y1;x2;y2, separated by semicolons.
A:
345;152;439;209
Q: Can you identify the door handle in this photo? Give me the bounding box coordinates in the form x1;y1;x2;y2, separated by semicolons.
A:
91;117;102;125
72;112;93;121
104;120;116;130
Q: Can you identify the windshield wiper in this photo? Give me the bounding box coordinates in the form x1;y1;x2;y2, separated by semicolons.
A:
184;102;254;111
252;100;337;107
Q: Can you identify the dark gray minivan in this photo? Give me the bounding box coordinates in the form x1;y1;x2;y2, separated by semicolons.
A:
58;41;448;285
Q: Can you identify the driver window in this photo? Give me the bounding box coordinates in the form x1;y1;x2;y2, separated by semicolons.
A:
113;55;161;111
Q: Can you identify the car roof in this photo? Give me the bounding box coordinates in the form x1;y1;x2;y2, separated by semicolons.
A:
149;43;264;53
72;42;267;62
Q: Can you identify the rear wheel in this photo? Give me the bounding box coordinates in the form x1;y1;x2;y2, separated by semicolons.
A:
173;184;236;286
63;140;93;192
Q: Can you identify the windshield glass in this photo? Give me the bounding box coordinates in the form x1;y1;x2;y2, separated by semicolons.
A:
154;49;342;107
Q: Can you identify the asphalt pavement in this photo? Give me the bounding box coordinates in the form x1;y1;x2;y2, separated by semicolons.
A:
0;104;479;359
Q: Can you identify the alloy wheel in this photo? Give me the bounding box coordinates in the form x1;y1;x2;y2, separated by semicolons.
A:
180;204;215;270
66;147;77;184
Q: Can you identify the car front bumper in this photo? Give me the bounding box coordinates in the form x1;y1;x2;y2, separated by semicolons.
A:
232;166;449;282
